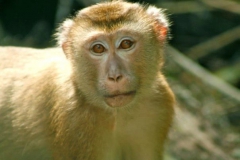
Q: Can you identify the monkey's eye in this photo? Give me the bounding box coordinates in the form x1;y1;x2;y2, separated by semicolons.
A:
119;40;134;49
91;44;105;54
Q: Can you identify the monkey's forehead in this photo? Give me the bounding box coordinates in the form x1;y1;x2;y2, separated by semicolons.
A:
74;1;154;27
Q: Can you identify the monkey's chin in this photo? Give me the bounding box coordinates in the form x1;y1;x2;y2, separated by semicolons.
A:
104;91;136;108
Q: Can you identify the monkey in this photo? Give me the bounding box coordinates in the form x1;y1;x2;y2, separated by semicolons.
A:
0;1;175;160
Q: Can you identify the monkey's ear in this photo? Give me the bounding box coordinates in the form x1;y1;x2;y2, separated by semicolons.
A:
146;6;169;41
56;19;75;56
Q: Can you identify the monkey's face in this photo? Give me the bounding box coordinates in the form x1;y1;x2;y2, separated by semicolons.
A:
73;30;148;107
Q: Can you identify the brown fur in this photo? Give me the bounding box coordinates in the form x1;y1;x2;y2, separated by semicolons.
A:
0;1;174;160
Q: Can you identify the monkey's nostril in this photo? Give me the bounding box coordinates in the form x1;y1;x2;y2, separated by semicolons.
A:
116;75;122;82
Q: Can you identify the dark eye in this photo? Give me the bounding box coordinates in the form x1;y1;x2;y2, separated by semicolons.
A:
119;40;134;49
92;44;105;53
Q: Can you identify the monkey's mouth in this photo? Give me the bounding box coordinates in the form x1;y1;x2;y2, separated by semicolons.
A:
105;91;136;98
104;91;136;108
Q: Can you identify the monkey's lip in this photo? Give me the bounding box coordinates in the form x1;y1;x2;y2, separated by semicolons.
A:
105;91;136;98
104;91;136;108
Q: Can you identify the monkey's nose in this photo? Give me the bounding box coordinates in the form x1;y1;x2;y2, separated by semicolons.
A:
108;74;123;82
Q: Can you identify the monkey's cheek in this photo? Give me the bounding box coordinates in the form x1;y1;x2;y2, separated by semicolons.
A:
104;94;135;108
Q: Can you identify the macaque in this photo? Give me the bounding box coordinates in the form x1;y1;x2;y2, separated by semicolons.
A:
0;1;175;160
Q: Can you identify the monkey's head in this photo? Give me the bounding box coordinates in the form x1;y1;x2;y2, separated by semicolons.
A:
57;1;169;109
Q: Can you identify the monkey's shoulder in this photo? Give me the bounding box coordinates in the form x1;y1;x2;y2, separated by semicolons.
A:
0;46;68;80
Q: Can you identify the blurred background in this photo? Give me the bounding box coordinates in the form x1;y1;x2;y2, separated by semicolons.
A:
0;0;240;159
